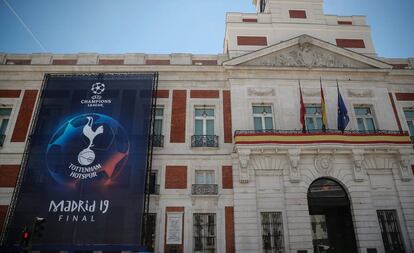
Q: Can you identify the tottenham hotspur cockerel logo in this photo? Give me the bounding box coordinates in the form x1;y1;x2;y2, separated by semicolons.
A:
77;116;104;166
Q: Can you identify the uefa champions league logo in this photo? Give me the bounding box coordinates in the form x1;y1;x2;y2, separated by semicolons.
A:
91;82;105;95
77;116;104;166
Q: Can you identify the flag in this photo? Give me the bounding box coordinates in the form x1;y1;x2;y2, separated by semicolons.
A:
320;78;327;131
337;82;349;132
299;81;306;132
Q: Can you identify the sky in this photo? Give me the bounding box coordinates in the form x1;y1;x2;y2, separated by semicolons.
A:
0;0;413;58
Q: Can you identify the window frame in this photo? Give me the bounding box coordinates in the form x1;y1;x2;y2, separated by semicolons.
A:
194;106;215;136
252;104;274;131
0;105;15;147
193;213;217;253
154;106;164;136
403;108;414;137
260;212;285;253
305;104;323;131
354;105;377;132
195;170;215;185
377;209;406;253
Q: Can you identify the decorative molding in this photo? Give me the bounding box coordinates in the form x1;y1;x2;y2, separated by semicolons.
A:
314;155;334;176
238;149;251;183
250;155;285;171
242;43;370;68
347;89;373;98
247;87;275;97
302;89;320;97
351;149;367;182
398;149;413;181
287;149;301;183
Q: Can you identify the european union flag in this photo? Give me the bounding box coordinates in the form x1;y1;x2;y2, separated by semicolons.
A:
337;86;349;132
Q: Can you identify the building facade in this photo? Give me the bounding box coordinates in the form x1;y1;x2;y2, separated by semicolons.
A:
1;0;414;252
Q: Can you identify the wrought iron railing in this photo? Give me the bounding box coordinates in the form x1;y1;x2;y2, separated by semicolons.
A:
149;184;160;195
152;135;164;147
191;184;218;195
0;134;5;147
235;129;409;135
191;135;219;148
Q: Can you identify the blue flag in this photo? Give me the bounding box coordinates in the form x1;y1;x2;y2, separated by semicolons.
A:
337;86;349;132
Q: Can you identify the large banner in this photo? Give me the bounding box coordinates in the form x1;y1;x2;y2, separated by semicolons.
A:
4;73;156;250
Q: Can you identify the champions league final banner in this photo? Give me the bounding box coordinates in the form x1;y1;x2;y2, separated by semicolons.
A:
4;73;157;250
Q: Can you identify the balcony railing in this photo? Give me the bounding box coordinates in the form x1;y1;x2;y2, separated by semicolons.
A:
191;184;218;195
148;184;160;195
152;135;164;147
191;135;219;148
0;134;5;147
234;129;411;145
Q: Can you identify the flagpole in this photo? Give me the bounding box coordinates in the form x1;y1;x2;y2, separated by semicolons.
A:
299;80;306;133
320;77;327;132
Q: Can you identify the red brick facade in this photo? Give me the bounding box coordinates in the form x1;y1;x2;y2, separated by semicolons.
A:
237;36;267;46
11;90;38;142
337;21;353;25
289;10;307;19
223;90;233;143
242;18;257;22
190;90;220;99
146;59;170;65
0;165;20;187
225;206;235;253
52;59;77;65
0;90;21;98
222;166;233;189
98;59;124;65
170;90;187;143
165;166;187;189
156;89;169;98
396;93;414;101
0;205;9;233
336;39;366;48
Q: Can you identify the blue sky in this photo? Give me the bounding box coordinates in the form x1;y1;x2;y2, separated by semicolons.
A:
0;0;413;58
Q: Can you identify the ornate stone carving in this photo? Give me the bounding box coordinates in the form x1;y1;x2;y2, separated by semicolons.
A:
287;149;301;183
247;87;275;97
314;155;334;176
238;149;251;183
398;149;413;181
347;89;373;98
302;88;320;97
352;149;366;182
242;44;371;68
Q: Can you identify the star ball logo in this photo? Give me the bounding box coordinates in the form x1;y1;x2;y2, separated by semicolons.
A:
81;82;111;107
46;113;130;187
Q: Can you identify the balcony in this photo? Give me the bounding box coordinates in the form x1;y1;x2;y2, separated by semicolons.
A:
234;129;411;146
0;134;5;147
152;135;164;147
148;184;160;195
191;184;218;195
191;135;219;148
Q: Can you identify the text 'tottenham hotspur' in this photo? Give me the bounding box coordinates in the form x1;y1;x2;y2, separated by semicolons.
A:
49;200;109;222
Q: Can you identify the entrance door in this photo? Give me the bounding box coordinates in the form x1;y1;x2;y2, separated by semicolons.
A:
307;178;357;253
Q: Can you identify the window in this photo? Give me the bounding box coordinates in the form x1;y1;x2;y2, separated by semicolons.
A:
377;210;405;253
193;107;218;147
143;213;157;252
149;171;159;194
153;107;164;147
354;106;376;131
289;10;307;19
305;105;323;131
253;105;274;131
261;212;284;253
0;108;12;146
403;109;414;138
194;213;216;253
195;107;214;136
195;171;215;184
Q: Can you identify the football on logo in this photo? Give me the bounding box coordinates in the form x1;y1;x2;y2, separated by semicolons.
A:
91;82;105;95
46;113;129;187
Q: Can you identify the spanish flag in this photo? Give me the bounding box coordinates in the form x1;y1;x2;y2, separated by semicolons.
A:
320;78;327;131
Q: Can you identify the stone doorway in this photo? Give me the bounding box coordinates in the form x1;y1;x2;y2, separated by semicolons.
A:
307;178;358;253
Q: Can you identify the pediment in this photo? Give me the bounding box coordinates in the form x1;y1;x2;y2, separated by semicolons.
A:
224;35;392;69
